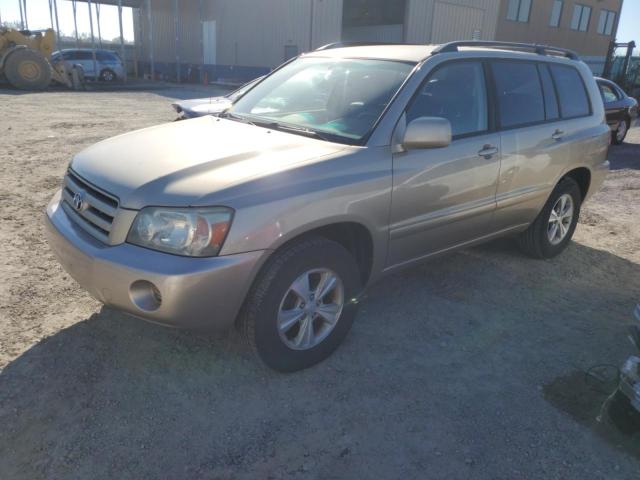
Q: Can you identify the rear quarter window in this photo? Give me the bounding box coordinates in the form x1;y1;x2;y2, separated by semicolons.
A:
549;65;591;118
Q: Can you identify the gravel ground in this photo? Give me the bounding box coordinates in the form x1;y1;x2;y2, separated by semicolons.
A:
0;87;639;479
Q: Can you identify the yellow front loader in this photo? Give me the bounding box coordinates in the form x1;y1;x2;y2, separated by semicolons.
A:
0;27;74;90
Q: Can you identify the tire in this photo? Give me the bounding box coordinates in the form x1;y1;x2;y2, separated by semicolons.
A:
99;68;117;82
612;118;629;145
517;177;582;259
238;237;361;372
4;48;52;91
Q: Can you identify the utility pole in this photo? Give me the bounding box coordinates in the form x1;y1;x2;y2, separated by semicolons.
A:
117;0;127;82
87;0;98;80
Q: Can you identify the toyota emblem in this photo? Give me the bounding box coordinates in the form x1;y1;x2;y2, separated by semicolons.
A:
72;191;86;211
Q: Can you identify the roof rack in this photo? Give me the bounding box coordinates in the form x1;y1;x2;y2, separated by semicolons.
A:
315;41;396;51
431;41;579;60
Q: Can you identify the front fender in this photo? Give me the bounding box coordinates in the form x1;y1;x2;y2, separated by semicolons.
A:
217;147;393;281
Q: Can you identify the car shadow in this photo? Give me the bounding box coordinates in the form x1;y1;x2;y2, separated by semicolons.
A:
1;241;639;478
609;140;640;170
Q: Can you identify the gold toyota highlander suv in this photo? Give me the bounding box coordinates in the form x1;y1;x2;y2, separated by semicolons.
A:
46;41;610;371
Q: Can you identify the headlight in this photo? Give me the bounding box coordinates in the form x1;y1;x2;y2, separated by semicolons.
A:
127;207;233;257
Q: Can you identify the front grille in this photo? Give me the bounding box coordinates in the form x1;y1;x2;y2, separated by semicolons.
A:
61;169;119;242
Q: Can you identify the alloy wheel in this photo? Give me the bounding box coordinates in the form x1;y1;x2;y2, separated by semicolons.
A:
547;193;574;245
277;268;344;350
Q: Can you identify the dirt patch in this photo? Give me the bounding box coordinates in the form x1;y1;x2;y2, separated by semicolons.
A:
1;88;640;479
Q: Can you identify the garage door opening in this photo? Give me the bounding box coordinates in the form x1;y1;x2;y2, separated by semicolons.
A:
341;0;407;43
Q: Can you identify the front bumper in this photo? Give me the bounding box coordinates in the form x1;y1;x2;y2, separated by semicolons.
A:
45;190;268;330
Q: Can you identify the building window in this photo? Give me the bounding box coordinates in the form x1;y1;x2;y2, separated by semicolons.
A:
506;0;532;22
570;4;591;32
597;9;616;35
549;0;563;27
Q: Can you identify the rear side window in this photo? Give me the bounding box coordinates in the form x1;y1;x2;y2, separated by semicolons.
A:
599;83;619;103
491;61;545;128
549;65;590;118
406;61;488;137
72;51;93;60
538;64;559;120
97;51;118;62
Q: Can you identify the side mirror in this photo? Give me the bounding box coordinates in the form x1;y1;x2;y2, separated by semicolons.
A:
402;117;452;150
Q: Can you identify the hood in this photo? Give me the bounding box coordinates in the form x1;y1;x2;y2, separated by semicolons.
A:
70;116;347;209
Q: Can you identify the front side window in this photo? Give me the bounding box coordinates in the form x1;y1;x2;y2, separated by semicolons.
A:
550;64;590;118
597;9;616;35
549;0;563;27
406;61;488;137
492;61;545;128
506;0;532;22
570;4;591;31
230;57;413;143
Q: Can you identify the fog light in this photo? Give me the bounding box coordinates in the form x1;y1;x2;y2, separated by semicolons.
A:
129;280;162;312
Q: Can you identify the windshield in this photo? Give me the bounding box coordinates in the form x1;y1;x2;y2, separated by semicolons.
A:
229;57;414;143
227;76;263;102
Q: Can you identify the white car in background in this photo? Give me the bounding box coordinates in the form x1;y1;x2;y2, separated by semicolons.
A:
171;76;264;119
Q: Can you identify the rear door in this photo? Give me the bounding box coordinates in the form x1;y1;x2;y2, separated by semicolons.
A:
492;61;562;230
492;61;584;230
388;60;501;266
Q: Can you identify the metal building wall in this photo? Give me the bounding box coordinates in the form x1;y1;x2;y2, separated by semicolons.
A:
137;0;202;65
211;0;342;68
135;0;501;74
309;0;343;48
405;0;500;44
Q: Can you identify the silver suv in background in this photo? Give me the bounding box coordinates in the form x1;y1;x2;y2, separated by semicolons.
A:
52;48;125;82
46;41;610;372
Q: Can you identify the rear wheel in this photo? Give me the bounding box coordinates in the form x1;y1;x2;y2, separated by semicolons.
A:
238;237;361;372
99;68;117;82
612;118;629;145
4;48;52;90
517;177;582;259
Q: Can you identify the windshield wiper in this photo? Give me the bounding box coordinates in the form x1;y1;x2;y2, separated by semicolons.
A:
218;111;257;126
220;113;335;142
261;122;333;142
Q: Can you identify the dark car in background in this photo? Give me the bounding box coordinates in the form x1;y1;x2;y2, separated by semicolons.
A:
596;77;638;144
52;49;125;82
171;76;264;119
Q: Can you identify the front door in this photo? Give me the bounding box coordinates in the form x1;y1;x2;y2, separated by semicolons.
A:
388;60;500;267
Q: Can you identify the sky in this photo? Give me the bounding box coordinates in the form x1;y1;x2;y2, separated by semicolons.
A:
0;0;135;42
616;0;639;45
0;0;638;48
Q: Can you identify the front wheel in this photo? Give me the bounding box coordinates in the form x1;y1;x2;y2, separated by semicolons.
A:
517;177;582;259
238;237;361;372
4;48;52;90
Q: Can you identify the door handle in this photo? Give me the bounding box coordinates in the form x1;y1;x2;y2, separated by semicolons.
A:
478;144;498;159
552;129;565;141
